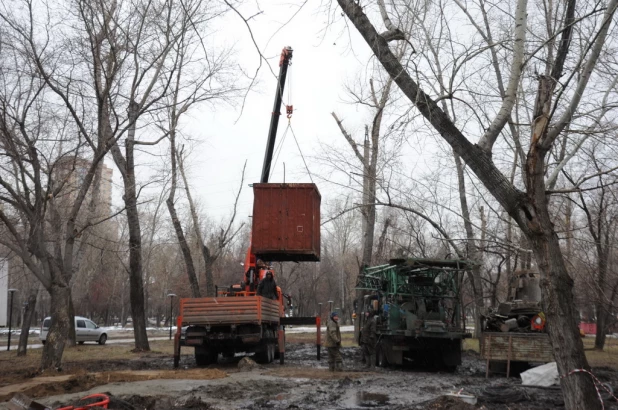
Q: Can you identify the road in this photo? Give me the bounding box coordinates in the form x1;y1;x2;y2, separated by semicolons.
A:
0;325;356;351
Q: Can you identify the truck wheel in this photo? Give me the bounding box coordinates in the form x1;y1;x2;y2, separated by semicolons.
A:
255;347;268;364
195;346;217;366
440;340;461;372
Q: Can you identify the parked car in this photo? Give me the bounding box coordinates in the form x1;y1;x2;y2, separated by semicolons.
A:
40;316;107;345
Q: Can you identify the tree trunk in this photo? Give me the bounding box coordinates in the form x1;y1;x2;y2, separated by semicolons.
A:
361;126;373;267
67;294;76;346
17;289;38;356
167;199;200;297
167;129;200;297
40;284;71;370
595;310;607;350
454;152;484;338
178;149;213;296
125;170;150;351
529;213;597;409
594;249;609;349
111;101;150;351
202;246;215;296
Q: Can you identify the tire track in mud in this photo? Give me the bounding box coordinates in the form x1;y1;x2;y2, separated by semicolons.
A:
4;344;617;409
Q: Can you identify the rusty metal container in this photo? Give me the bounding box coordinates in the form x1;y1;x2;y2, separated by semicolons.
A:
252;183;320;262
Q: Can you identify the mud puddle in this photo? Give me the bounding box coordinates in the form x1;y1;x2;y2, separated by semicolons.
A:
4;344;618;409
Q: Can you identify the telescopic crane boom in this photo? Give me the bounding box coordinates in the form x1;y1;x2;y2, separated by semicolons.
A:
260;46;293;183
173;46;322;369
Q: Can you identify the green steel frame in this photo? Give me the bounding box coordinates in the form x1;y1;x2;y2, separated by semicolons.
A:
356;258;471;335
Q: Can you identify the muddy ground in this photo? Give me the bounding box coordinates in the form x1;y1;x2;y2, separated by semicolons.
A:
2;343;618;409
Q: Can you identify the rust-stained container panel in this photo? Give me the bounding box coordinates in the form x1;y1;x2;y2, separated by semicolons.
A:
179;297;281;326
480;333;554;362
252;183;320;262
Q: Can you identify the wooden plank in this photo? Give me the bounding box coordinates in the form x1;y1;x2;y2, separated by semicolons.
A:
480;333;553;362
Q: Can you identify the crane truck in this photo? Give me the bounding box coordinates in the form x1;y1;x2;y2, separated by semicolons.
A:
354;258;470;371
173;47;321;368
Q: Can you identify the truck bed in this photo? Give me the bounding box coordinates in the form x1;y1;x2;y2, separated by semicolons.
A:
179;296;281;327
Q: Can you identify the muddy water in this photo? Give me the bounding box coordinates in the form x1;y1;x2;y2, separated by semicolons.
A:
10;344;618;409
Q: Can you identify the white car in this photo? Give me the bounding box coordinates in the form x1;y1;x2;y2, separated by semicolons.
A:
40;316;108;345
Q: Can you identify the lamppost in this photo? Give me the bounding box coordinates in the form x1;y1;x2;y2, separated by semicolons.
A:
167;293;177;340
7;289;18;351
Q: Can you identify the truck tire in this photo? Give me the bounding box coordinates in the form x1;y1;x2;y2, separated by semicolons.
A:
195;346;217;366
440;340;461;372
255;346;270;364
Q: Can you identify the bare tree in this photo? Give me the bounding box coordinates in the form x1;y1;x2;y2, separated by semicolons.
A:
335;0;618;407
178;153;246;297
568;146;618;350
161;13;243;297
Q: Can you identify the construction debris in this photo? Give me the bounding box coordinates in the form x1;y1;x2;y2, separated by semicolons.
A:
520;362;559;387
482;300;546;333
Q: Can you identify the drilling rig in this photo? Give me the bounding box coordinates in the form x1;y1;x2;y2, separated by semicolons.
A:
354;258;470;371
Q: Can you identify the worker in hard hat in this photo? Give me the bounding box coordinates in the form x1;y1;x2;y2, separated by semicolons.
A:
361;309;377;370
325;311;343;372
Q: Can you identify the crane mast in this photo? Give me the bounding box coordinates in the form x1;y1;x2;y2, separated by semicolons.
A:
260;46;293;183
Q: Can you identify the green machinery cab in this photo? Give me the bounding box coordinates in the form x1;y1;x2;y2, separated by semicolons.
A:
354;258;472;370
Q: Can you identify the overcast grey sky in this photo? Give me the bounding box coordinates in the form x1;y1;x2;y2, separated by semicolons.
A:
109;1;382;223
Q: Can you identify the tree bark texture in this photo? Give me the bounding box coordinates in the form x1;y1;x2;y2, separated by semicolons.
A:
40;284;71;369
17;289;38;356
335;1;601;407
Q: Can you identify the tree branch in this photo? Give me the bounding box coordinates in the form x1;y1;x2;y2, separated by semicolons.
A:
477;0;528;152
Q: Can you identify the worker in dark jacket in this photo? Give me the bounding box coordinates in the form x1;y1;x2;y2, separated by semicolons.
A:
360;309;377;369
325;311;343;371
257;271;278;300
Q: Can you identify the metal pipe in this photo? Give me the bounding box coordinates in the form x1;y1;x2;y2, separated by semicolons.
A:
167;293;176;340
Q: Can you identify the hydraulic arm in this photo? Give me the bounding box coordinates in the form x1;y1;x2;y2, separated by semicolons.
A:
260;46;293;183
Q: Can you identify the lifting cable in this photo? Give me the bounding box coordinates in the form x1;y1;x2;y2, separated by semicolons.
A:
268;58;314;184
270;125;289;181
288;121;314;184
